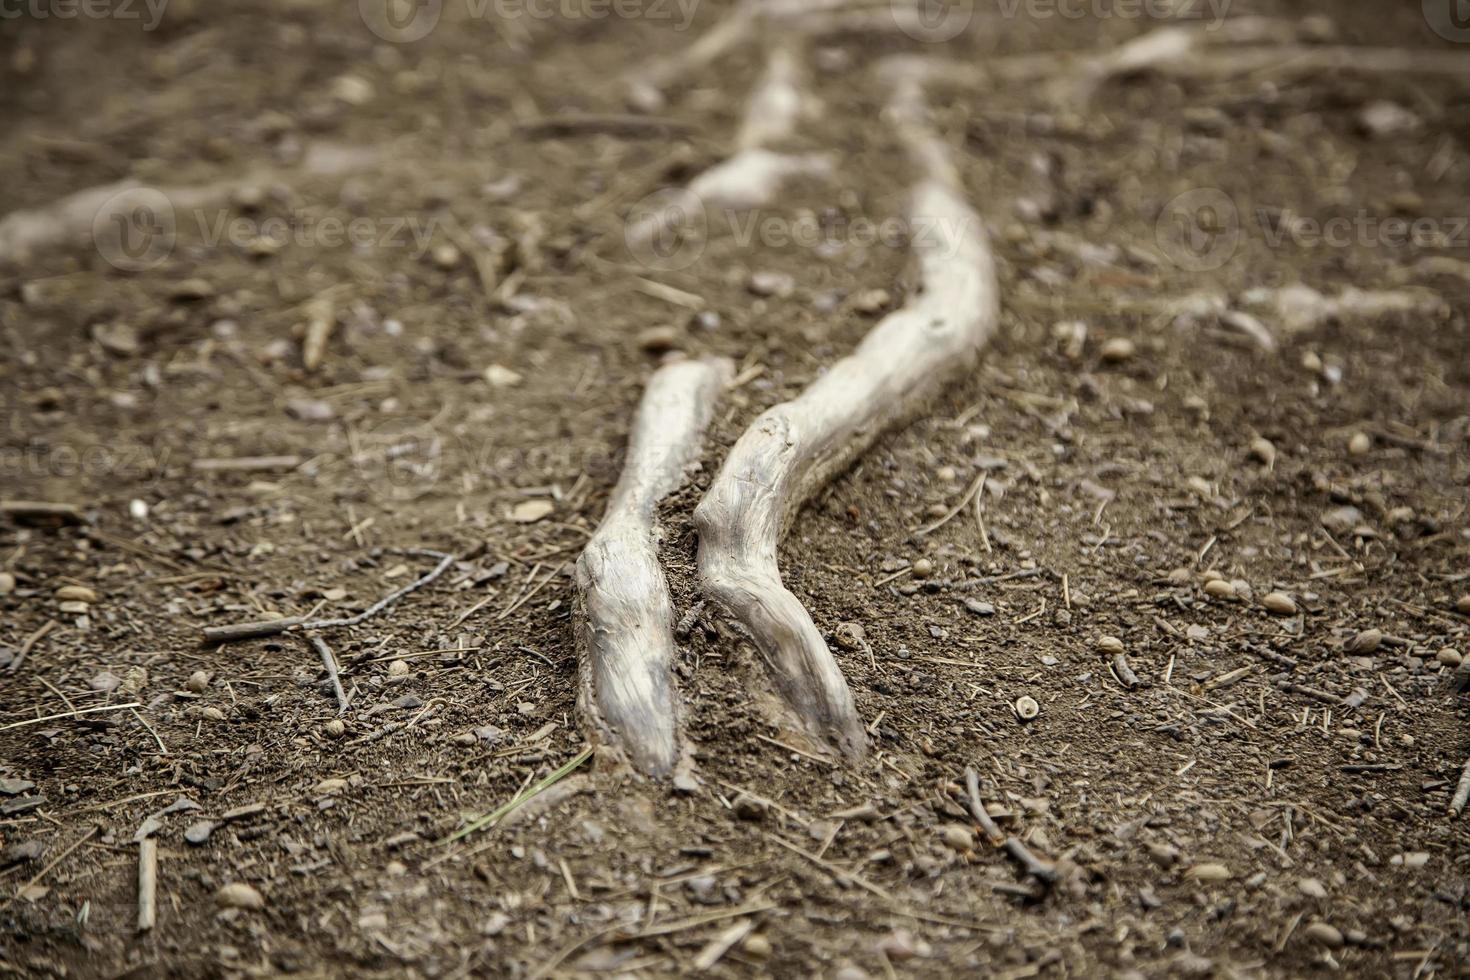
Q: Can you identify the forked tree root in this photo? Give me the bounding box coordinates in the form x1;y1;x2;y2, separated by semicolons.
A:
575;357;732;775
692;67;1000;759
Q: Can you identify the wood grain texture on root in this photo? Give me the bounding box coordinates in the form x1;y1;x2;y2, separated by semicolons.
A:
694;70;1000;759
575;358;732;775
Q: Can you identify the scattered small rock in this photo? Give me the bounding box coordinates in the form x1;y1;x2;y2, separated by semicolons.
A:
1247;437;1276;466
215;882;265;910
748;270;795;298
1347;431;1371;456
1184;863;1230;883
1262;592;1298;615
939;824;973;851
324;719;346;738
431;242;461;269
185;671;211;693
1345;628;1383;655
511;500;554;523
964;598;995;617
1297;877;1328;899
1100;337;1135;363
910;558;934;579
387;659;411;677
636;326;682;353
0;572;14;595
1096;635;1124;656
55;585;96;603
1203;579;1237;601
1320;506;1364;536
1456;594;1470;616
484;364;523;387
833;622;866;651
1303;922;1344;949
184;821;217;845
1013;695;1040;721
1436;648;1463;668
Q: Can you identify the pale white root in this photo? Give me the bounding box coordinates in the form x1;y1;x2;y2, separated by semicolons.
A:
1240;283;1449;335
902;19;1470;106
627;39;830;249
693;67;1000;758
575;357;733;775
0;143;379;265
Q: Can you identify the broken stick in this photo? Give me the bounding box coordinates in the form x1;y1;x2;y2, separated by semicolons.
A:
693;65;1000;758
575;358;731;775
137;838;158;933
964;766;1059;888
201;549;455;644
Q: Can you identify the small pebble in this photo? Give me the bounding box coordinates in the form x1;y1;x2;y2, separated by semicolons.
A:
1184;863;1230;883
935;465;958;483
1203;579;1237;601
512;499;554;523
484;364;523;387
743;934;772;958
1145;842;1180;868
1345;628;1383;654
1347;431;1371;456
1436;648;1463;668
833;622;866;651
636;326;682;353
1013;695;1039;721
431;242;461;269
748;270;795;298
324;719;346;738
56;585;97;603
59;600;90;615
215;882;266;910
1303;922;1344;949
387;659;410;677
1247;437;1276;466
1262;592;1297;615
185;670;211;693
910;558;934;579
1297;877;1327;899
0;572;13;595
183;821;216;846
939;825;973;851
1096;635;1124;655
1100;337;1135;363
1456;594;1470;615
964;599;995;617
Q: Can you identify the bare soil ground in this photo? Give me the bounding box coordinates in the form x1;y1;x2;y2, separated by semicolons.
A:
2;2;1469;977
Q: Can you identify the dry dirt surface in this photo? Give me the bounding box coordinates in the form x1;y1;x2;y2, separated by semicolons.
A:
3;1;1470;977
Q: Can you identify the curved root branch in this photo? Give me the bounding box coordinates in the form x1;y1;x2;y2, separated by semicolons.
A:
694;69;1000;759
575;358;732;775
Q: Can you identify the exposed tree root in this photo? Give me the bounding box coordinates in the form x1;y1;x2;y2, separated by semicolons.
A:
626;38;830;252
0;143;379;266
575;357;732;775
901;20;1470;106
693;66;1000;759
